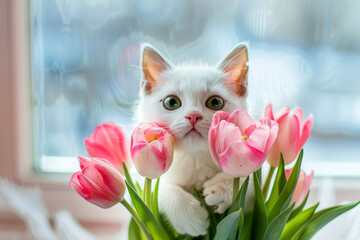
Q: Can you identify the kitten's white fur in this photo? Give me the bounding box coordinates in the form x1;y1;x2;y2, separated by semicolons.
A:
137;44;253;236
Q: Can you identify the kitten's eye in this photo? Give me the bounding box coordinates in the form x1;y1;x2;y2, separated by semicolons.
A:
206;96;224;110
163;95;182;110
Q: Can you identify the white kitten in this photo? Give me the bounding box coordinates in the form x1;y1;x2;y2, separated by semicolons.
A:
137;44;252;236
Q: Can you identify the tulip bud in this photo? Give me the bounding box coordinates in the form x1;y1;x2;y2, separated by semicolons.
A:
84;121;131;175
263;104;313;167
130;122;174;179
208;109;278;178
285;168;313;207
69;156;126;208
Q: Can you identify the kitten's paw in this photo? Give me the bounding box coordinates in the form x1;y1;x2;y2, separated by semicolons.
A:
203;172;233;213
175;196;209;236
159;185;209;236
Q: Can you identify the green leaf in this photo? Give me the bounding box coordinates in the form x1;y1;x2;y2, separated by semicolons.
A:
298;201;360;240
158;212;177;239
268;150;303;223
135;181;143;196
214;209;243;240
152;178;160;220
266;156;286;212
288;191;310;221
123;162;136;192
256;167;262;185
128;217;146;240
251;171;268;240
178;236;193;240
280;203;319;240
193;188;217;239
125;181;170;240
264;202;295;240
240;212;253;240
237;209;245;239
202;232;211;240
228;176;250;214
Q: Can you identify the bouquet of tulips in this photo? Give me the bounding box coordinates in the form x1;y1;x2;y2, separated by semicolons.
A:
69;105;359;240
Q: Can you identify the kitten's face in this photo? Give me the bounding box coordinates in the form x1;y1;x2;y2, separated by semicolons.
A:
137;45;249;152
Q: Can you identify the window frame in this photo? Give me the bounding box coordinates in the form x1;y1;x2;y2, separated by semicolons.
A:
3;0;360;228
2;0;126;225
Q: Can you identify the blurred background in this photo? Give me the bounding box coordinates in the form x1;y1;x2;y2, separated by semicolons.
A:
30;0;360;175
1;0;360;239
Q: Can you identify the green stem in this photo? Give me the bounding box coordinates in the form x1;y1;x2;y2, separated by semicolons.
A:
145;177;152;209
233;177;240;202
121;199;153;240
262;166;275;199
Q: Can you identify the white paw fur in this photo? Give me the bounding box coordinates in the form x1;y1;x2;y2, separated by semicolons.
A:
159;184;209;236
203;172;255;213
203;172;233;213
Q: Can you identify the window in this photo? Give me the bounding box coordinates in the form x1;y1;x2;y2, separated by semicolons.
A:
31;0;360;176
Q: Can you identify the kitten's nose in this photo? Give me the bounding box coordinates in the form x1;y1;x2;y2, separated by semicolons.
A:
185;113;203;125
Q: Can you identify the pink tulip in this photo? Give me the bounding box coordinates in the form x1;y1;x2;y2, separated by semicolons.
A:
84;121;131;175
285;168;314;207
69;156;126;208
263;104;313;167
130;122;174;179
208;109;279;178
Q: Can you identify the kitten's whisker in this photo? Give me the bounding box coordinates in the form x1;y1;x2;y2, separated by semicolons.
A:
210;68;249;88
220;47;247;72
228;82;248;87
129;65;144;69
161;43;175;66
139;66;164;75
210;72;228;88
142;55;172;70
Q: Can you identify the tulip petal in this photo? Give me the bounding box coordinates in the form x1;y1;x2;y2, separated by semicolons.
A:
69;172;90;200
263;104;274;120
70;157;126;209
217;120;243;157
84;141;121;168
304;170;314;192
74;172;116;208
264;119;279;155
209;109;278;177
247;123;270;153
292;107;304;123
95;162;126;200
286;168;313;208
84;122;131;174
84;141;114;160
132;145;164;179
94;123;121;154
81;164;120;202
276;112;300;164
291;170;306;205
219;141;263;178
131;122;174;180
285;168;292;179
267;141;281;167
295;114;313;155
150;141;169;171
265;105;312;167
274;107;290;123
227;109;256;136
294;170;313;208
78;156;93;170
209;111;230;163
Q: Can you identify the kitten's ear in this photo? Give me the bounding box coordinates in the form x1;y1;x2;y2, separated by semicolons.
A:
218;44;249;96
141;45;171;94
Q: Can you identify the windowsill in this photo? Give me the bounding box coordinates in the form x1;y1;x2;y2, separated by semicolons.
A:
37;134;360;179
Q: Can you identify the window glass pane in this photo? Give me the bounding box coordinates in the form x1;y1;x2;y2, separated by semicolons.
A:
30;0;360;174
